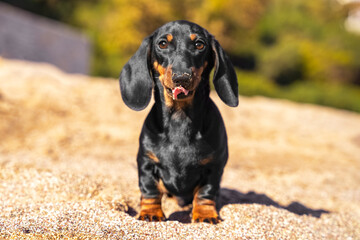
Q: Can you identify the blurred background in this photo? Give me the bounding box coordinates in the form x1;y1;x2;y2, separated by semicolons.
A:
1;0;360;112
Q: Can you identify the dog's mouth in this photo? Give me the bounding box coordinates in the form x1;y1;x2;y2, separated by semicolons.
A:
165;86;194;100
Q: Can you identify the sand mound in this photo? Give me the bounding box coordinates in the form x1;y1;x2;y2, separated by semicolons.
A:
0;58;359;239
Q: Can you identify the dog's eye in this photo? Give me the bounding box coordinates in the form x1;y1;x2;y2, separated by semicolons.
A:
195;41;205;50
158;40;169;49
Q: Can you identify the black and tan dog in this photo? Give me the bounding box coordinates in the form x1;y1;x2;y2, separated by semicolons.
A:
119;20;238;224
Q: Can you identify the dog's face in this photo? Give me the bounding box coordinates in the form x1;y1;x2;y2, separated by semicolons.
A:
120;20;238;111
151;22;212;101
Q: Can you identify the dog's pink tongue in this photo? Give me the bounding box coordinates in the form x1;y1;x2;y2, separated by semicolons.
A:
172;86;189;100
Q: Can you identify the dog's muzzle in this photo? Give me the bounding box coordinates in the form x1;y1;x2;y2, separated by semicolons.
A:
171;73;193;100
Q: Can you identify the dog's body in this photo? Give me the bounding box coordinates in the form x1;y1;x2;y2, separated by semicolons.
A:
120;20;238;223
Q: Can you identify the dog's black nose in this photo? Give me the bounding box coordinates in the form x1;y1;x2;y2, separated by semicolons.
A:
172;72;192;86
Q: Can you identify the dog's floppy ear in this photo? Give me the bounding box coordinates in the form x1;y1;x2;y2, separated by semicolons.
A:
211;38;239;107
120;36;153;111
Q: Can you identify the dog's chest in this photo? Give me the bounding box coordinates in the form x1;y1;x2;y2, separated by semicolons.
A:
155;133;210;194
158;129;212;164
160;112;213;161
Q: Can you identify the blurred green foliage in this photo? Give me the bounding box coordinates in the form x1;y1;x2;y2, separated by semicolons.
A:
72;0;268;76
237;70;360;112
2;0;360;112
254;0;360;85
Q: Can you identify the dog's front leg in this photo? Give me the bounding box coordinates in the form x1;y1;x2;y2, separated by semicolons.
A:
137;153;165;222
139;196;164;222
192;195;220;224
192;168;223;224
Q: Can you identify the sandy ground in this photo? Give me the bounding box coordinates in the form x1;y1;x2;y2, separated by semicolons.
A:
0;58;360;239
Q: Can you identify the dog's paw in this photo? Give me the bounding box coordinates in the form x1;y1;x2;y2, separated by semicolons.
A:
138;210;166;222
192;202;221;224
193;216;221;224
138;197;165;222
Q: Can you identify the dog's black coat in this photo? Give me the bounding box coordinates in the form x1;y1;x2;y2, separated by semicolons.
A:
119;20;238;222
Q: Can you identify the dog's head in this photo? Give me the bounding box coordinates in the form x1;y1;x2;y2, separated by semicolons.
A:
120;20;238;111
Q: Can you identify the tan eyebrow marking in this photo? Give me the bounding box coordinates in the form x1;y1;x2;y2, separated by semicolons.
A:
190;34;197;41
166;34;173;42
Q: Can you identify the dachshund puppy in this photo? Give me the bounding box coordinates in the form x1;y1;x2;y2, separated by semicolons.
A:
120;20;238;224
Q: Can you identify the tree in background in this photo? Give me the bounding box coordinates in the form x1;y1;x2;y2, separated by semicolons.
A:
254;0;360;85
4;0;358;83
73;0;268;76
0;0;95;22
